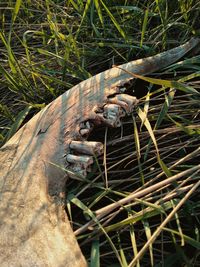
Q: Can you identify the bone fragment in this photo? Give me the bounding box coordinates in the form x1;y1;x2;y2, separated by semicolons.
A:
67;167;87;180
73;163;91;174
108;94;138;113
79;121;94;137
80;121;93;130
70;141;103;156
94;113;122;127
103;103;126;118
119;87;126;93
66;154;93;167
80;128;90;137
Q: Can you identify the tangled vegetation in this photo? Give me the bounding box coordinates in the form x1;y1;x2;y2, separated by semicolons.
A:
0;1;200;266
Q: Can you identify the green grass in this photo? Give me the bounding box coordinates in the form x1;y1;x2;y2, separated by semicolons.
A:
1;0;200;266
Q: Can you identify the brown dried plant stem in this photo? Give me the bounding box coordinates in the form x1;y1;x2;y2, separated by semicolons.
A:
75;165;200;236
128;179;200;267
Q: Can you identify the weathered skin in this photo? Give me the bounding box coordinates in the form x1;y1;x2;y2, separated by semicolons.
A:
0;38;199;267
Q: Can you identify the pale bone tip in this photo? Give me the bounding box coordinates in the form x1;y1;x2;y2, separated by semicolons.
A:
80;128;90;137
66;154;93;167
79;121;94;137
108;94;138;113
93;113;121;127
70;141;104;156
103;103;126;118
67;167;87;180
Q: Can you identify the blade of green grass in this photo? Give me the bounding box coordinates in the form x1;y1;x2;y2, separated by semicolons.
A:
167;114;200;136
171;200;185;246
12;0;22;24
140;8;149;47
142;220;154;266
144;87;176;160
130;224;140;267
94;0;104;26
126;71;200;95
99;0;126;40
3;105;32;144
68;0;81;12
90;239;100;267
118;233;128;267
76;0;92;38
163;227;200;249
105;201;172;232
68;193;123;266
133;115;144;185
8;0;22;43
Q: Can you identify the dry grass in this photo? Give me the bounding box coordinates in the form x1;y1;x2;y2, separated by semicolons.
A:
1;1;200;266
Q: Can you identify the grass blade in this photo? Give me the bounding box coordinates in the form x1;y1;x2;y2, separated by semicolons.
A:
99;0;126;39
3;105;32;144
12;0;22;24
143;220;154;266
130;224;140;267
90;239;100;267
163;227;200;249
68;194;123;266
140;8;149;47
94;0;104;26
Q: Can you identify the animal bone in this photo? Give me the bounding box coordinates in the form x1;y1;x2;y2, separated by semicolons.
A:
103;103;126;119
66;154;93;167
108;94;139;113
91;112;122;127
70;141;104;156
67;164;88;180
79;121;94;138
0;38;199;267
80;128;90;137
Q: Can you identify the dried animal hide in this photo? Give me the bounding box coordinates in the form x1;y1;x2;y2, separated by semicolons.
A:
0;38;199;267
